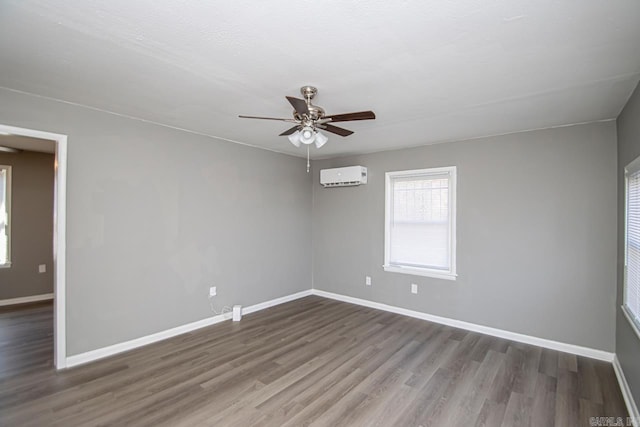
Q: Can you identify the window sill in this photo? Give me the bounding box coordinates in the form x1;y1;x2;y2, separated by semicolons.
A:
0;262;11;269
622;305;640;342
383;265;457;281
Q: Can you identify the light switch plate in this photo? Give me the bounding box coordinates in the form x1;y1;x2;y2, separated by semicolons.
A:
365;276;372;286
38;264;46;273
411;283;418;294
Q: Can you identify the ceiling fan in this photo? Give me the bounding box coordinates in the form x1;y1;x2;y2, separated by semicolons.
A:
239;86;375;150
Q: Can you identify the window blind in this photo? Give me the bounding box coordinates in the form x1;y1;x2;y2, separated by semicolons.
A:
626;168;640;331
389;172;451;270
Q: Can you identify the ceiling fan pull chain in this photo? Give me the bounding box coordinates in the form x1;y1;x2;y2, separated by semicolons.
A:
307;146;310;173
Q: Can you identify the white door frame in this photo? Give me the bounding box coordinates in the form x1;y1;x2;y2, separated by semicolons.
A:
0;124;67;369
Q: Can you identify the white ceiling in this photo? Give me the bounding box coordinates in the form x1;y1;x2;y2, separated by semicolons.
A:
0;1;639;159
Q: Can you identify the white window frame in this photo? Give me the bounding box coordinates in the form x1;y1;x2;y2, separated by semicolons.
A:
623;156;640;340
383;166;457;280
0;165;11;268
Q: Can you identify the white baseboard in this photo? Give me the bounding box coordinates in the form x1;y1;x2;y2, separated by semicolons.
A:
613;355;640;426
0;293;53;307
311;289;615;362
66;312;231;368
64;287;618;371
242;289;312;315
65;289;313;369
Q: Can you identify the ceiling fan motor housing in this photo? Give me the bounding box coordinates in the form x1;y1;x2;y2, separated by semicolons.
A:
294;104;325;123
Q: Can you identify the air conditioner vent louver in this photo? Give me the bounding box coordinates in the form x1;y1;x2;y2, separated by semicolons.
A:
320;166;367;187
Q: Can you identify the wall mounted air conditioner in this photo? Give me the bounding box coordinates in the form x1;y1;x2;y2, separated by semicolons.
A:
320;166;368;187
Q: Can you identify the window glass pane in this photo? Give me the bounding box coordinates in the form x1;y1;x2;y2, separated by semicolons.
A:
389;173;450;270
0;168;7;265
626;169;640;329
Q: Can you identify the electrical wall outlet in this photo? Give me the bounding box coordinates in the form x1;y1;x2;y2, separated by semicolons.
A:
209;286;217;297
38;264;46;273
411;283;418;294
365;276;372;286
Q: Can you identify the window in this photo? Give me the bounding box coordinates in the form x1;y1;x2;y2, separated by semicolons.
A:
0;165;11;268
384;166;456;280
624;157;640;337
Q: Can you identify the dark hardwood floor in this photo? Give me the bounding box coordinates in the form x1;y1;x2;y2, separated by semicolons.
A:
0;302;54;380
0;296;628;426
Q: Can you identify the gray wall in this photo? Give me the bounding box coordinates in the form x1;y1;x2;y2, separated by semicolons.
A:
0;150;54;299
617;81;640;410
0;85;623;366
312;122;617;352
0;88;312;356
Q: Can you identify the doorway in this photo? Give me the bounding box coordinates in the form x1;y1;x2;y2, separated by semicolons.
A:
0;124;67;369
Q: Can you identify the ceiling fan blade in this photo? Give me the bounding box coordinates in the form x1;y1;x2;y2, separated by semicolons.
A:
324;111;376;122
238;115;297;122
286;96;310;116
279;126;299;136
321;124;354;137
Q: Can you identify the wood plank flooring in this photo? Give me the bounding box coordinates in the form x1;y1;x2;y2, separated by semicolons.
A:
0;296;628;426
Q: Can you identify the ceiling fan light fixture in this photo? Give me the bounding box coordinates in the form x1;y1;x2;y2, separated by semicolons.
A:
300;126;316;145
288;130;301;147
314;131;328;149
